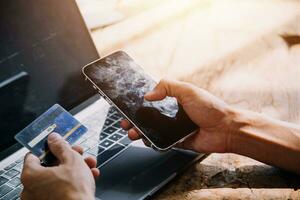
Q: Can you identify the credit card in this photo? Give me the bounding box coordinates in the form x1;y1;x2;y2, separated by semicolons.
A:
15;104;87;165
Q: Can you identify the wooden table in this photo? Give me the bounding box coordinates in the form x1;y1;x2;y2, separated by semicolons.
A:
83;0;300;199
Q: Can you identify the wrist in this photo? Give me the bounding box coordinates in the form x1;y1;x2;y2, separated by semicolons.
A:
219;106;300;174
223;106;255;154
224;106;274;155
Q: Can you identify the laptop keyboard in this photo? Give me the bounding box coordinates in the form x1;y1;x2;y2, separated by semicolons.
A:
0;158;23;200
0;106;132;199
78;107;133;167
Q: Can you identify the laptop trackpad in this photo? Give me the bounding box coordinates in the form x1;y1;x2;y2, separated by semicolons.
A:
95;144;196;200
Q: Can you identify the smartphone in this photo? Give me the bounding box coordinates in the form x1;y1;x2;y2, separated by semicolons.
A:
82;51;198;151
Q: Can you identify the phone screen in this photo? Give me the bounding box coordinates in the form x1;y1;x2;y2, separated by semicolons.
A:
83;51;198;150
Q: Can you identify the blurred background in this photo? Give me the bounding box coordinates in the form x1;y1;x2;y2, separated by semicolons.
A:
76;0;300;123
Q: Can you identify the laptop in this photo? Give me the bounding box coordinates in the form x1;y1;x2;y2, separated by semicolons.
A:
0;0;206;199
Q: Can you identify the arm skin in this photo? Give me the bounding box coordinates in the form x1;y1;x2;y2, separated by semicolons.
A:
228;108;300;174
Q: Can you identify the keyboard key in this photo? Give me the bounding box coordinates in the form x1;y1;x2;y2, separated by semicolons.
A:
80;144;90;152
0;184;13;198
3;170;19;179
15;159;23;164
89;134;100;141
84;139;99;149
107;112;116;117
86;148;97;156
110;113;121;120
4;163;17;171
118;129;127;135
7;177;21;187
99;133;108;140
104;119;114;127
107;110;114;116
2;187;21;200
97;147;105;155
99;140;114;148
13;164;23;172
108;107;117;114
97;144;125;166
119;136;132;146
112;121;121;128
0;171;4;176
109;133;123;142
103;127;117;135
87;146;105;156
0;177;8;186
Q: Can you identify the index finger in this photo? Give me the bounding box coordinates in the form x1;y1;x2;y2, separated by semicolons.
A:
23;153;43;172
21;153;44;186
128;128;141;140
120;119;133;130
121;120;141;141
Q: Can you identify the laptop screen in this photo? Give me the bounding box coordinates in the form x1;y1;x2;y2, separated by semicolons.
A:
0;0;99;153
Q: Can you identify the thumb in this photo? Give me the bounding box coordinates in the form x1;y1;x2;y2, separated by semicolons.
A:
144;79;188;103
47;132;72;164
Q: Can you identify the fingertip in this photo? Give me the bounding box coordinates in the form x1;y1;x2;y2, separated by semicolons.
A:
72;145;84;155
91;168;100;178
120;119;131;130
145;83;167;101
120;119;127;128
23;153;43;171
84;156;97;169
24;152;31;160
47;132;72;163
24;152;39;163
47;132;62;143
144;91;155;101
128;129;140;140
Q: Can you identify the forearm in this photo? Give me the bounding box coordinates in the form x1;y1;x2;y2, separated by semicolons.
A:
227;108;300;174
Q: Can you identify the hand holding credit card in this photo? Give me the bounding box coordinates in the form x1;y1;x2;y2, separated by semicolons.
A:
15;104;87;165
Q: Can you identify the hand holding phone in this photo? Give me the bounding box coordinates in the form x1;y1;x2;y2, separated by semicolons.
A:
122;78;233;153
82;51;198;150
